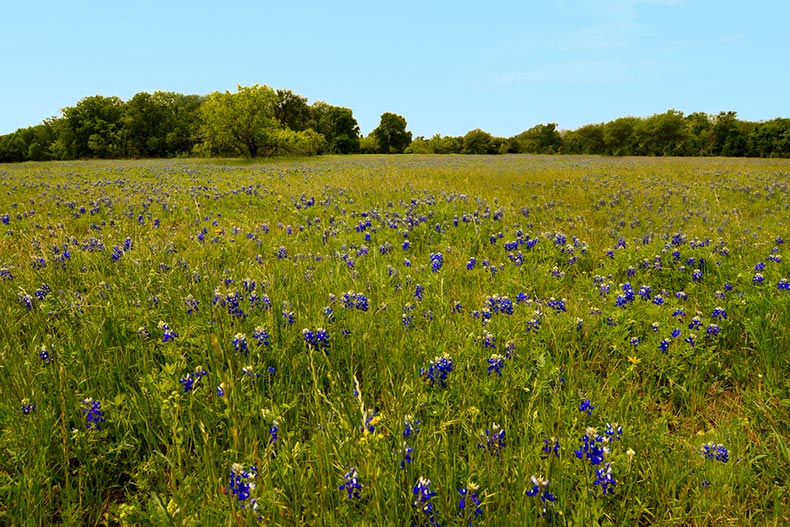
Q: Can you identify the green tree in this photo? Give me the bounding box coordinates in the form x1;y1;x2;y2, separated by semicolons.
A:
635;110;689;156
58;95;126;158
371;112;412;153
275;90;312;132
310;102;360;154
462;129;499;154
509;123;562;154
561;123;605;154
603;116;640;156
123;91;203;157
198;84;278;157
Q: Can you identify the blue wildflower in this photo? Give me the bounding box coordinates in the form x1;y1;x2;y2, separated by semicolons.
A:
233;333;249;354
158;321;178;343
593;462;617;495
20;399;36;415
478;423;505;455
227;463;260;516
82;398;106;430
458;483;483;525
339;467;362;499
700;442;729;463
421;353;453;388
252;326;270;346
487;354;505;376
579;399;595;415
542;437;561;458
412;477;439;526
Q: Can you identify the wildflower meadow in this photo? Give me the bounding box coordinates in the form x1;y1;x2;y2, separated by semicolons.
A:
1;155;789;525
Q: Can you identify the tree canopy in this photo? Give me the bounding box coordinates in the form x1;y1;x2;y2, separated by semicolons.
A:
2;88;790;162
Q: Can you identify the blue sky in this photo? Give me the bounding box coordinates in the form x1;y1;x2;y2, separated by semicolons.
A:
2;0;788;137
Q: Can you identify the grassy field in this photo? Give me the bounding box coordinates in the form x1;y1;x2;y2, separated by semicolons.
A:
1;154;789;526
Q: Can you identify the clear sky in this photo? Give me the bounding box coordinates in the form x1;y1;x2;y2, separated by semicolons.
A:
1;0;788;137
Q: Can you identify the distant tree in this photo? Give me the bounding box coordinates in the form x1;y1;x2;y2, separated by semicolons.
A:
747;118;790;157
683;112;714;155
561;123;605;154
429;134;463;154
198;84;278;157
405;136;432;154
310;102;360;153
634;110;688;156
58;95;126;158
123;91;202;157
275;89;312;132
371;112;412;153
709;111;750;157
603;117;640;156
462;129;499;154
510;123;562;154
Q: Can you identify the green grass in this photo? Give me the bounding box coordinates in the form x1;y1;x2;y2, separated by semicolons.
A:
1;154;789;525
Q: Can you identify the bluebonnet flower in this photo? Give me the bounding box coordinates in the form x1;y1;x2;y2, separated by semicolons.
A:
361;409;381;435
754;261;766;272
179;366;208;393
481;330;496;349
401;443;415;469
34;283;51;301
692;269;703;282
158;321;178;343
637;285;652;300
594;463;617;494
778;278;790;290
671;327;682;338
414;284;424;301
688;316;702;330
711;306;727;320
458;483;483;525
675;291;688;301
421;353;453;388
630;337;641;347
603;423;623;441
233;333;249;354
303;327;330;350
525;475;557;506
412;477;439;526
184;294;199;314
706;324;721;337
403;415;421;439
659;338;671;353
281;305;295;326
452;301;463;313
753;273;764;285
651;322;660;332
574;427;608;465
430;252;443;272
269;420;279;444
685;334;697;347
323;306;335;322
39;344;54;363
339;467;362;499
276;246;287;259
216;383;226;397
18;293;34;310
467;257;477;270
487;354;505;376
547;297;566;312
252;326;270;346
700;442;729;462
542;437;561;458
227;464;260;516
478;423;506;455
579;399;595;415
82;398;106;430
20;399;36;415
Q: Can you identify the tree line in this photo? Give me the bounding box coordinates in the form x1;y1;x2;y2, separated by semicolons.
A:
2;85;789;162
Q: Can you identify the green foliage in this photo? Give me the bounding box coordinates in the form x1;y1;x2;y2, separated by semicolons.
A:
198;84;279;157
371;112;412;153
310;102;361;154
